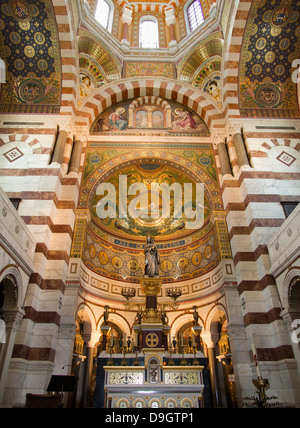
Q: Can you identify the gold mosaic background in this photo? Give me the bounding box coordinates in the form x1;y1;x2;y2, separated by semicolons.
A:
0;0;61;113
71;143;232;283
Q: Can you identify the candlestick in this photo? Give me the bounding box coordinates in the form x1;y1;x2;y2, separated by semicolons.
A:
252;343;262;378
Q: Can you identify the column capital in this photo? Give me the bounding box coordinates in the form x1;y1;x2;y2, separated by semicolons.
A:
57;119;74;135
84;329;101;347
121;5;133;25
228;125;242;137
211;129;227;144
165;5;175;14
201;330;219;348
226;121;244;137
2;308;25;331
73;127;88;142
165;6;176;25
281;308;300;327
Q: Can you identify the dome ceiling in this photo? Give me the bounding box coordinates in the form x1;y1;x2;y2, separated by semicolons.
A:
177;36;223;84
78;31;122;82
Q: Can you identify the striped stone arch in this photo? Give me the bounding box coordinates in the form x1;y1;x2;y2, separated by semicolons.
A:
129;96;171;111
259;139;300;157
128;96;172;128
76;77;226;132
0;135;43;154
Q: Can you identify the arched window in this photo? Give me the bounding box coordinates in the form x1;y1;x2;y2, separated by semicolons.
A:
140;17;159;49
95;0;114;32
186;0;204;32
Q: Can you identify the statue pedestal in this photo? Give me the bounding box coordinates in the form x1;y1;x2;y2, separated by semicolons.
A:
140;277;162;297
140;277;162;324
139;277;164;350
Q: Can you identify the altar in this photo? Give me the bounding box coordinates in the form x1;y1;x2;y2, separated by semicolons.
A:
103;355;205;408
94;276;209;408
94;240;209;408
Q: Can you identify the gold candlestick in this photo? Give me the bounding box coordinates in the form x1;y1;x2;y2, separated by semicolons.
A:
252;378;270;407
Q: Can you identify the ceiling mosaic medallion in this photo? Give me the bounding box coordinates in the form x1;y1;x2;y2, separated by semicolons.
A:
239;0;300;118
0;0;61;113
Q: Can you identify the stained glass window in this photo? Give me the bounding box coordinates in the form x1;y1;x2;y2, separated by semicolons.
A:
187;0;204;32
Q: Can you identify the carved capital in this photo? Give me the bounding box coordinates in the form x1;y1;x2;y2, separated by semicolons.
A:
227;122;243;137
211;129;227;144
3;309;25;330
165;6;176;26
121;5;133;26
201;330;219;347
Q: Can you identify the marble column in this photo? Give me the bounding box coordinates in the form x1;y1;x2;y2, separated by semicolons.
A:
201;331;222;407
81;330;100;408
165;7;177;54
232;131;250;168
69;140;83;174
0;309;24;405
51;130;68;165
223;283;252;407
217;142;232;176
121;6;133;53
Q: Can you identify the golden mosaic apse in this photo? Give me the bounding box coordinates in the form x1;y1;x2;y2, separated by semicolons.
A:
72;146;231;283
90;163;212;240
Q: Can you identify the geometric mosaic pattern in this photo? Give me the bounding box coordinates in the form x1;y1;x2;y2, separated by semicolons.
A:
3;147;24;163
239;0;300;118
276;151;296;167
0;0;61;113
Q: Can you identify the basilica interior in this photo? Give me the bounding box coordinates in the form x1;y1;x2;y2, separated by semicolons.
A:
0;0;300;408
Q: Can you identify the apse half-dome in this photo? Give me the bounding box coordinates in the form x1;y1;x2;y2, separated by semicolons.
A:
89;161;212;241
